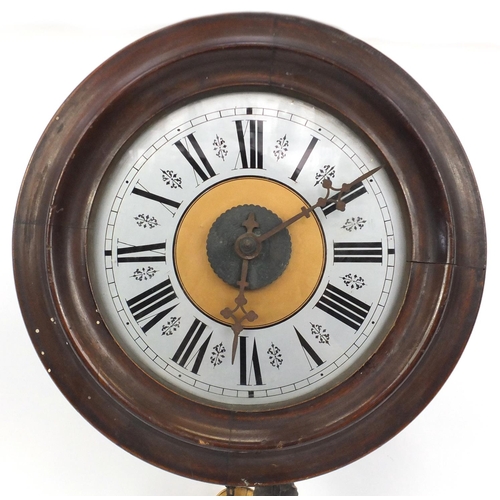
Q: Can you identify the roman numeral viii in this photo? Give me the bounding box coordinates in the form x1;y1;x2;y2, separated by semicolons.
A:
126;278;178;333
316;283;370;330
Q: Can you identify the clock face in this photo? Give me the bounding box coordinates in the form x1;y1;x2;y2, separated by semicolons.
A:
88;91;408;408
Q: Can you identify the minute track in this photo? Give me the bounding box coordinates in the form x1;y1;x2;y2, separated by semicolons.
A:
90;92;407;408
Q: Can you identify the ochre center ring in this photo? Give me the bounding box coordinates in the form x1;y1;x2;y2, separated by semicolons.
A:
174;177;326;328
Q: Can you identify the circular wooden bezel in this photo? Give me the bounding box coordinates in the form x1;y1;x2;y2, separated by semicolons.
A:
13;14;486;485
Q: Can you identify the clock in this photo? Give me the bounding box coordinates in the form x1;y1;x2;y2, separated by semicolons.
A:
13;13;486;487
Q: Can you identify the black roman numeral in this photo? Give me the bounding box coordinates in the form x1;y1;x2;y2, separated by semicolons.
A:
116;241;166;263
322;181;367;216
175;133;216;182
333;242;383;263
171;318;211;375
235;118;264;169
290;136;319;181
132;184;180;213
316;283;370;330
294;328;324;369
239;337;263;388
126;278;178;332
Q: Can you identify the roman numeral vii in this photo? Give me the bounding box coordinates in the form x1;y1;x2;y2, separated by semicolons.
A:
171;318;212;375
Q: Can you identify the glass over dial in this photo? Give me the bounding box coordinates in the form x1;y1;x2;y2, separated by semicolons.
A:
87;91;408;408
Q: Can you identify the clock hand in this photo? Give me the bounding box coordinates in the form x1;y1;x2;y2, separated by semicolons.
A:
330;165;383;211
220;213;259;363
256;165;382;243
219;166;382;358
255;183;332;244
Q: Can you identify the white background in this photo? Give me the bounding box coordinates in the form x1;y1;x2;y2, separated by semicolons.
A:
2;1;498;497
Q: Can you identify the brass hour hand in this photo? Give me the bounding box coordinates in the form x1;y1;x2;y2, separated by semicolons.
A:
220;213;260;363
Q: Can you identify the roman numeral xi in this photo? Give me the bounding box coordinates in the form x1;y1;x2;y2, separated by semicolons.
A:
175;133;217;182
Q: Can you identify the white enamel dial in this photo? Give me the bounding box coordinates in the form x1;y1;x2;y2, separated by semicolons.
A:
87;92;408;408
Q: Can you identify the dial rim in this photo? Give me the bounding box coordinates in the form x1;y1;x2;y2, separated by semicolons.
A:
13;13;486;485
86;91;406;409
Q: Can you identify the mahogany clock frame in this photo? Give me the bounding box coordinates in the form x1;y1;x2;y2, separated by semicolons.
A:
13;13;486;486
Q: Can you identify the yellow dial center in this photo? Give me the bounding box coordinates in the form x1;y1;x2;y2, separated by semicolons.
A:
173;177;326;328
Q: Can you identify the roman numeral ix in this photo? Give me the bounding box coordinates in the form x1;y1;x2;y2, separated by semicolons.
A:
115;241;166;263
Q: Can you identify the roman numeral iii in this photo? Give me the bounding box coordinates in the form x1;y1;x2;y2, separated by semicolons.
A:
333;241;383;263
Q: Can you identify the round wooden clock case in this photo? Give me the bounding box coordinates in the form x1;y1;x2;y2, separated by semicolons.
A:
13;13;486;486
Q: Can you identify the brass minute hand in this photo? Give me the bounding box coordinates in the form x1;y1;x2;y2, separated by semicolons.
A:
330;165;383;211
257;166;383;243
